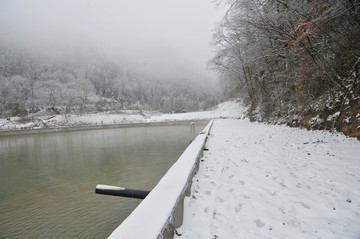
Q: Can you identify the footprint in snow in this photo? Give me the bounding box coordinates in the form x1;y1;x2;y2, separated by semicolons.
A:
235;204;243;212
239;180;246;185
254;219;265;228
217;197;225;203
279;180;287;187
271;191;279;196
205;191;212;195
297;201;311;209
204;207;209;214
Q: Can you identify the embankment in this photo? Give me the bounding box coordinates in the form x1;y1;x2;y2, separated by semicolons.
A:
108;120;213;239
0;120;210;137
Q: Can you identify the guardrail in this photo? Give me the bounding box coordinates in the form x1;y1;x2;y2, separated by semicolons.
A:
108;120;214;239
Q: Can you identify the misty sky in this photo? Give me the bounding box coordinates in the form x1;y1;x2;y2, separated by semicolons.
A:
0;0;224;81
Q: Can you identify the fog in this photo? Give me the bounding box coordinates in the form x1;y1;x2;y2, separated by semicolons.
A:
0;0;223;82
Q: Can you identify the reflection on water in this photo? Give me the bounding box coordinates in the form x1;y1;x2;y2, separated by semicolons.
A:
0;123;206;239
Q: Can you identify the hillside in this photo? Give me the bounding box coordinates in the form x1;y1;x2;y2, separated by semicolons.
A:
211;1;360;140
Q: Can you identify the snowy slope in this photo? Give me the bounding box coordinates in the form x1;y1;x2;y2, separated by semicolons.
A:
148;100;246;122
176;119;360;239
0;100;245;130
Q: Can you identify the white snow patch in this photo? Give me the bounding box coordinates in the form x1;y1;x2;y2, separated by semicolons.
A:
147;100;246;123
309;115;324;125
327;111;340;122
176;119;360;239
96;185;125;191
343;116;351;124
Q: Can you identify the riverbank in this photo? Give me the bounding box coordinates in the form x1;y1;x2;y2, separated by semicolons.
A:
176;119;360;239
0;100;245;137
0;120;210;137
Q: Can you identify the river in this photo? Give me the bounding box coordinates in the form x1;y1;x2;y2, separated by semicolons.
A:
0;122;207;239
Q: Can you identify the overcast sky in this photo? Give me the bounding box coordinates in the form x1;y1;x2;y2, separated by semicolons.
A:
0;0;224;81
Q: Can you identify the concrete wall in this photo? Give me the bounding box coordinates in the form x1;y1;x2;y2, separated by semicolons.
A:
0;120;209;137
108;120;214;239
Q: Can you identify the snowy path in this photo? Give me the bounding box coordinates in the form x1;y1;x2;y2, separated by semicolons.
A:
176;119;360;239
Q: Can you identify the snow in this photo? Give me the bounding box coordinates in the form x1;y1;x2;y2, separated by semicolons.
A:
309;115;324;125
2;99;359;238
96;185;125;191
327;112;340;122
176;119;360;239
343;116;351;124
0;100;245;130
148;100;246;122
0;112;148;130
108;120;214;239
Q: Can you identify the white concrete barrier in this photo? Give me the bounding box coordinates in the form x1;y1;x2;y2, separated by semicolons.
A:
108;120;214;239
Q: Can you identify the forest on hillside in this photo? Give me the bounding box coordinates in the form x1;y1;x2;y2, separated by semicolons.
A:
0;47;218;117
212;0;360;137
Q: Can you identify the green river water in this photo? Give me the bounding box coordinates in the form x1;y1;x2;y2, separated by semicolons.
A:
0;123;206;239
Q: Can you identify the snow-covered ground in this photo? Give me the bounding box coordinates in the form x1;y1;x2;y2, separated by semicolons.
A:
176;119;360;239
148;100;245;122
0;100;245;130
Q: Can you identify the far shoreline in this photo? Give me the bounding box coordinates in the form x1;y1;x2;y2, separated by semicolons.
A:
0;119;210;137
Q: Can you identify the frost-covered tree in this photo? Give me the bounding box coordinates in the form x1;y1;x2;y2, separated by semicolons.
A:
0;45;218;117
212;0;360;120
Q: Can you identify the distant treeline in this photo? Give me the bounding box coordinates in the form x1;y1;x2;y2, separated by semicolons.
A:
0;47;218;117
212;0;360;129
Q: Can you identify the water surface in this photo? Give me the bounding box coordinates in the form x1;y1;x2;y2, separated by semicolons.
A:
0;123;206;239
